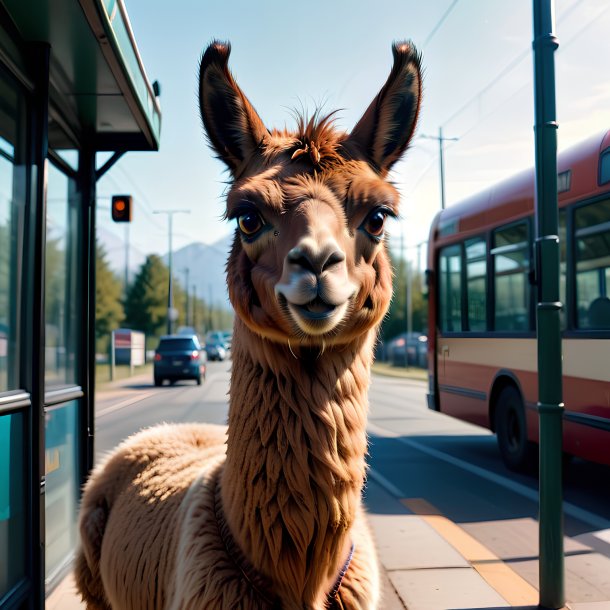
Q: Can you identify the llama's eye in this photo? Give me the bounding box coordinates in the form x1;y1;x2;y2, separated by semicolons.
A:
361;209;389;239
238;211;264;236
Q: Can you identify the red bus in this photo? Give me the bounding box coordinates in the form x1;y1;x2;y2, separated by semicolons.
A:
427;130;610;471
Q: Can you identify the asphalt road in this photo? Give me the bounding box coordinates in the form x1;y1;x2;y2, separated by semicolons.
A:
93;359;610;605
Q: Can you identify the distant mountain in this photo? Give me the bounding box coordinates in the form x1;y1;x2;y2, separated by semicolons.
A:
162;233;234;311
97;225;235;312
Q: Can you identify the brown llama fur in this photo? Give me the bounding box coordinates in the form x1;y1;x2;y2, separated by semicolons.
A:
75;40;422;609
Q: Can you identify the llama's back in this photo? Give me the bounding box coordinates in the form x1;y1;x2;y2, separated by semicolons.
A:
75;422;227;610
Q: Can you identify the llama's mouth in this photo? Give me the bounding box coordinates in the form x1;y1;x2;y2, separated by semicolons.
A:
292;296;338;320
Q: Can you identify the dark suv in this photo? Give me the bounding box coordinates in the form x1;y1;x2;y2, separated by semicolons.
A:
153;335;205;386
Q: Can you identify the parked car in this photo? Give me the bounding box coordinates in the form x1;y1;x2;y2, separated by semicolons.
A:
205;338;227;361
386;332;428;368
221;330;233;351
153;335;206;386
204;330;230;361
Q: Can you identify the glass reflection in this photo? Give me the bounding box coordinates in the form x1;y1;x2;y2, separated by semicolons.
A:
45;400;79;581
45;161;79;387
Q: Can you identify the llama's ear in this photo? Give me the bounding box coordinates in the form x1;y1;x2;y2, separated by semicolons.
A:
346;41;422;174
199;41;268;173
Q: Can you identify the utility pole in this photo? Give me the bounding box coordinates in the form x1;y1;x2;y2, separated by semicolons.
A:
420;128;459;210
124;224;130;300
153;209;190;335
208;284;213;331
192;284;197;333
182;267;190;327
533;1;564;607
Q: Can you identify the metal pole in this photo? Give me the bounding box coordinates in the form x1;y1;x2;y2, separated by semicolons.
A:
439;127;446;210
208;284;214;331
183;267;190;327
420;131;458;211
124;223;129;300
532;1;564;608
110;331;115;381
153;209;190;335
168;214;173;334
192;284;197;333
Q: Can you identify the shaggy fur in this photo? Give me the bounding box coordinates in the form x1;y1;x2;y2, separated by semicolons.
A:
75;40;422;609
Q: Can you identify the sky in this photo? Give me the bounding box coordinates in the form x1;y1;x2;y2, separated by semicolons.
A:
97;0;610;275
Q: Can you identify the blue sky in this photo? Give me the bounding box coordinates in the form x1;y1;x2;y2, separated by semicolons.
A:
97;0;610;273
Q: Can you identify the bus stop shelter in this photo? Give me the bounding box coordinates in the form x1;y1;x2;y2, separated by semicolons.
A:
0;0;161;607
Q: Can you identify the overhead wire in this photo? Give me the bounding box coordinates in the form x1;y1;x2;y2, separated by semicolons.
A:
405;0;605;201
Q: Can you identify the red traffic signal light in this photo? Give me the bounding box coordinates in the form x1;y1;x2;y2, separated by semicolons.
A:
111;195;132;222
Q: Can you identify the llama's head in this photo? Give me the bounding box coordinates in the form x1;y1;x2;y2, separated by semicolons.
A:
199;42;422;347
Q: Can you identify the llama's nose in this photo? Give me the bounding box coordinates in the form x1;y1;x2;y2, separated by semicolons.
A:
287;243;345;276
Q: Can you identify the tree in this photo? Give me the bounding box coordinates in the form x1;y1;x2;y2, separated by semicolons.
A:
380;251;427;341
95;241;124;353
124;255;170;342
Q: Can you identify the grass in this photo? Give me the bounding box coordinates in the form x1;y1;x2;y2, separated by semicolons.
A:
95;363;152;389
371;361;428;381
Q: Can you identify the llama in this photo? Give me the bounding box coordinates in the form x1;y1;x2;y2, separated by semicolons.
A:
75;40;422;610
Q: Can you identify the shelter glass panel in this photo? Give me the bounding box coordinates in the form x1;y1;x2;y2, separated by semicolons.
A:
0;411;26;598
45;163;79;387
45;400;80;581
0;68;26;392
439;245;462;332
575;199;610;329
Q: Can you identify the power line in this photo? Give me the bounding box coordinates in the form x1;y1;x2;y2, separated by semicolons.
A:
423;0;460;49
441;0;592;130
406;0;607;202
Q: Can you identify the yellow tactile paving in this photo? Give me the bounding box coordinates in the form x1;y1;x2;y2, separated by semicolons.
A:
402;498;540;607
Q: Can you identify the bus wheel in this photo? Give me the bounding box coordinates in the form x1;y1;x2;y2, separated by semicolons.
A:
495;385;537;472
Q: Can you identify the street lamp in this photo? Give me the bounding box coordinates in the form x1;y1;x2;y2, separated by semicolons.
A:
153;209;191;334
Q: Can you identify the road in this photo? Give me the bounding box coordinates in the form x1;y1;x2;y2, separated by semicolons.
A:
94;360;610;606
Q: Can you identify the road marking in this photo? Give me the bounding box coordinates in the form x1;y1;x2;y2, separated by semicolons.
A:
95;371;226;420
96;392;155;419
403;498;539;606
367;420;610;531
367;467;406;499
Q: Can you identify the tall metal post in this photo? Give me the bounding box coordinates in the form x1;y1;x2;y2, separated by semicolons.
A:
532;1;564;607
438;127;447;210
183;267;190;326
153;209;190;335
420;130;459;210
168;213;173;334
124;223;130;299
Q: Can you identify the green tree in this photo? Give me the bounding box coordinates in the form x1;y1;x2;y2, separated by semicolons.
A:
124;255;170;343
95;241;124;353
380;251;427;341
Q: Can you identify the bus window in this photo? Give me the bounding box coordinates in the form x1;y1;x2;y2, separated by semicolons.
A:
439;245;463;332
559;210;567;330
600;148;610;185
575;199;610;329
492;222;530;331
465;238;487;331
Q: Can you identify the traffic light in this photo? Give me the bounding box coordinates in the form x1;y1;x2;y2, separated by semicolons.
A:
111;195;132;222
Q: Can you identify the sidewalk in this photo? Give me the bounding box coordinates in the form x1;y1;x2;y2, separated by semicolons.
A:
365;470;610;610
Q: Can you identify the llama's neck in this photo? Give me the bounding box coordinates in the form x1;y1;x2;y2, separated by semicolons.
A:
221;319;375;607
